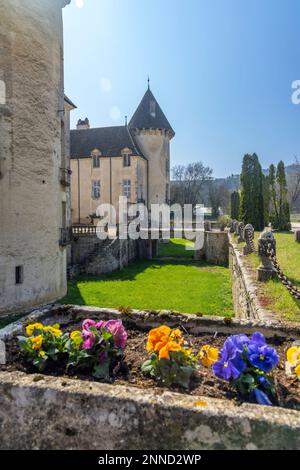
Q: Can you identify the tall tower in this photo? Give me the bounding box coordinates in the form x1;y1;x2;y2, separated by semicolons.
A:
129;85;175;207
0;0;71;315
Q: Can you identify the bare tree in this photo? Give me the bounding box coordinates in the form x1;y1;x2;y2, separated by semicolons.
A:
288;156;300;210
208;182;230;218
171;162;212;206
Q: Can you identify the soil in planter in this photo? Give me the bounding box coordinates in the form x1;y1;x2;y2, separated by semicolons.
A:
1;321;299;411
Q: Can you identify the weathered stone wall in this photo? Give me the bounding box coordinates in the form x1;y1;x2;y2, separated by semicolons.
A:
71;235;142;276
229;237;276;321
0;305;299;450
195;231;229;266
0;0;70;316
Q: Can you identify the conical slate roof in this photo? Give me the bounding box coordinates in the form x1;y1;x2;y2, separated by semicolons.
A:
129;88;175;137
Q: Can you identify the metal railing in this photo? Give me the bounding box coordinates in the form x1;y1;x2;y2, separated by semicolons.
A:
59;227;72;246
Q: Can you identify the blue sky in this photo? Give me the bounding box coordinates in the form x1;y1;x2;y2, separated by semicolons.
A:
63;0;300;177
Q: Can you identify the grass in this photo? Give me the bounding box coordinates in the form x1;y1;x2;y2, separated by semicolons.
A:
61;259;233;316
158;238;195;258
237;232;300;321
0;312;27;330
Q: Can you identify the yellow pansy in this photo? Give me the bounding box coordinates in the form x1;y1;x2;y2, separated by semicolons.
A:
43;325;62;337
295;364;300;378
30;335;43;350
26;323;43;336
70;330;82;341
198;344;219;367
286;346;300;365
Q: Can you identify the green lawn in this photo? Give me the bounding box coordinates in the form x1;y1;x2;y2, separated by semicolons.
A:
239;232;300;321
61;259;233;316
158;238;195;258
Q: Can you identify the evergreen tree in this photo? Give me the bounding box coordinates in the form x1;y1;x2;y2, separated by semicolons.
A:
276;161;291;231
262;174;270;226
240;153;265;230
230;191;240;220
269;164;278;227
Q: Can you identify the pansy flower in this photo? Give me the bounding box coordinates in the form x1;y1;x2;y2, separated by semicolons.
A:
212;338;246;380
247;343;279;372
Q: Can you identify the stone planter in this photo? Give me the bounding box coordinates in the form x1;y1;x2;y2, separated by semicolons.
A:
0;305;299;450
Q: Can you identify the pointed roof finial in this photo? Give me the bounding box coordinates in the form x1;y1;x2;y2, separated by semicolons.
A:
125;115;128;126
147;76;150;90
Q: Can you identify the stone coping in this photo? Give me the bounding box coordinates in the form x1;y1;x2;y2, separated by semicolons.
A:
0;370;299;450
0;304;299;449
1;304;299;341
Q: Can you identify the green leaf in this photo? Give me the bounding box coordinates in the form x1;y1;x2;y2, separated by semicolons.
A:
93;361;110;379
141;359;155;375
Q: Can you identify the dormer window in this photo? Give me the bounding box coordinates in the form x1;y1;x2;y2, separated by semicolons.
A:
150;100;156;117
123;154;131;167
91;149;101;168
122;148;132;167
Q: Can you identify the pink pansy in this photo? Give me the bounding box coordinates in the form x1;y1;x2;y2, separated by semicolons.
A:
83;335;96;350
96;320;105;330
82;319;96;332
103;320;128;349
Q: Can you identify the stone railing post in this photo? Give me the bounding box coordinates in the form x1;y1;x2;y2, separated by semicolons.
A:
243;224;255;255
229;220;236;233
237;222;245;243
295;230;300;243
233;220;239;236
257;231;276;281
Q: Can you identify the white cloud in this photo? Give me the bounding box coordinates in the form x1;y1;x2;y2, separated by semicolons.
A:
75;0;84;8
109;106;121;121
100;78;112;93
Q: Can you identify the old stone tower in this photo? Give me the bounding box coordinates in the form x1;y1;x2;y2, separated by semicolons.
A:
0;0;72;315
129;85;175;206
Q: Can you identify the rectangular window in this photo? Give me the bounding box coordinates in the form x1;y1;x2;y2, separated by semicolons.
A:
92;180;101;199
15;266;24;285
93;155;100;168
123;179;131;198
123;154;131;167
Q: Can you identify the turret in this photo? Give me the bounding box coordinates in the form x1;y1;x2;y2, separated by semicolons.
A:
129;84;175;206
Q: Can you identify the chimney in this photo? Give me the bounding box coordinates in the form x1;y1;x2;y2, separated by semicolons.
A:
76;117;90;130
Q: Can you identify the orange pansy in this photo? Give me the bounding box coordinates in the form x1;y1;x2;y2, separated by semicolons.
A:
159;341;183;360
146;326;172;353
199;344;219;367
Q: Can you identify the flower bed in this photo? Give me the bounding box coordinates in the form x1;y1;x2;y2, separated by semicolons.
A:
0;305;300;450
2;307;299;410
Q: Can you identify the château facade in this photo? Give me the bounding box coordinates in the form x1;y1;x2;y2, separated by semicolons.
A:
0;0;73;315
70;87;175;223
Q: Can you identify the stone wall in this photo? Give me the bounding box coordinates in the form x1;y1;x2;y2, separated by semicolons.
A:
0;0;70;316
229;236;276;321
70;235;154;276
195;231;229;266
0;305;299;450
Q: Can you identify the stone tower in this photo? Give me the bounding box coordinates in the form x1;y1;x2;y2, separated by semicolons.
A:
0;0;71;315
129;85;175;207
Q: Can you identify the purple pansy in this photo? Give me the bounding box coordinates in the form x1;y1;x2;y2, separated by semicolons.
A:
212;338;246;381
80;318;127;351
250;388;272;406
247;343;279;372
250;332;266;347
